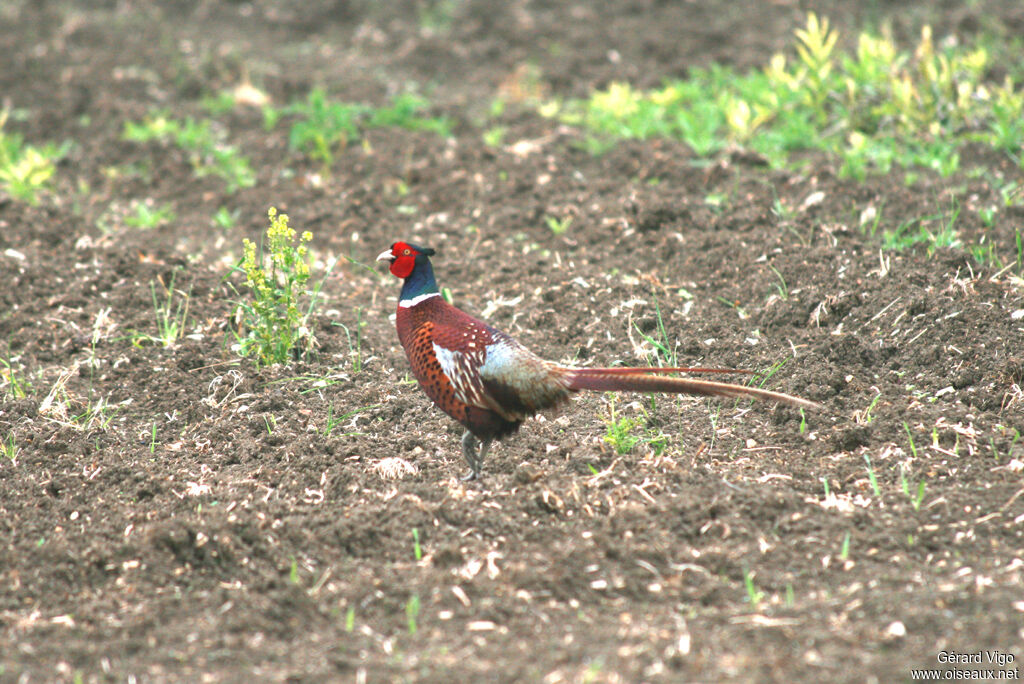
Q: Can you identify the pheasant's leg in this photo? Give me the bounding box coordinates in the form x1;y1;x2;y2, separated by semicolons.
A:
461;430;480;481
476;438;493;477
460;431;493;481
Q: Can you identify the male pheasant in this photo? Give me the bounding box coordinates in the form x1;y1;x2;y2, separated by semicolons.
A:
377;241;819;480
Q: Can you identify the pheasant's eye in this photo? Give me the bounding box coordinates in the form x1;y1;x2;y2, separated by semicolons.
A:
402;249;411;255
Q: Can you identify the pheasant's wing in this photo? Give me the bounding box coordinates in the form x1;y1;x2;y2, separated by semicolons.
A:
427;327;492;410
429;313;569;421
400;318;493;419
476;328;571;416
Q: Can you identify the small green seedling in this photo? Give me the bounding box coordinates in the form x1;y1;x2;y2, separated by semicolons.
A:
412;528;422;561
482;126;506;147
863;454;881;497
323;403;340;436
545;215;573;235
1016;230;1023;272
406;594;420;635
903;422;919;459
344;606;356;632
767;265;789;300
213;206;239;230
743;568;764;608
717;296;749;320
899;466;927;511
318;403;378;438
859;392;882;424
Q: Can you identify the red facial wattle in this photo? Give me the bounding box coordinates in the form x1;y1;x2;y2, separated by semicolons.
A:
383;241;415;278
391;253;415;278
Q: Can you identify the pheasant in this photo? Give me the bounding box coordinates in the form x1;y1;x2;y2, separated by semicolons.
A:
377;241;820;480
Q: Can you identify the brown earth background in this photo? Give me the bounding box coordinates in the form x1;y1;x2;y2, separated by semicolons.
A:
2;1;1024;682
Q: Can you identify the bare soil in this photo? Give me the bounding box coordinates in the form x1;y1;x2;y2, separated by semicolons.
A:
2;2;1024;682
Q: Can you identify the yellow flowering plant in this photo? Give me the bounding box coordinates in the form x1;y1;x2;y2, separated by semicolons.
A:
233;207;320;365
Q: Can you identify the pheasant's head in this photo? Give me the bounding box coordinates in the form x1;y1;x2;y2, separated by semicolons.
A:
376;241;435;279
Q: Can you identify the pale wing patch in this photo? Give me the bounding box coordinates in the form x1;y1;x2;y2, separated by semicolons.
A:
479;338;569;413
432;343;488;409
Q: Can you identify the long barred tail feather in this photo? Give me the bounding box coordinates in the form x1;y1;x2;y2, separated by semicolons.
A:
560;367;821;411
567;366;754;376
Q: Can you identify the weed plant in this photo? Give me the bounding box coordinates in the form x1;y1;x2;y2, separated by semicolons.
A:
548;13;1024;179
333;306;366;373
605;413;641;455
2;432;18;463
125;270;192;348
602;394;667;455
0;109;67;204
633;293;678;368
124;114;255;192
232;207;324;366
0;354;29;399
269;90;451;169
125;200;176;229
148;270;191;347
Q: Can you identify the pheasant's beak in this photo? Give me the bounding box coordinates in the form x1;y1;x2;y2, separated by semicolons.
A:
376;248;395;263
